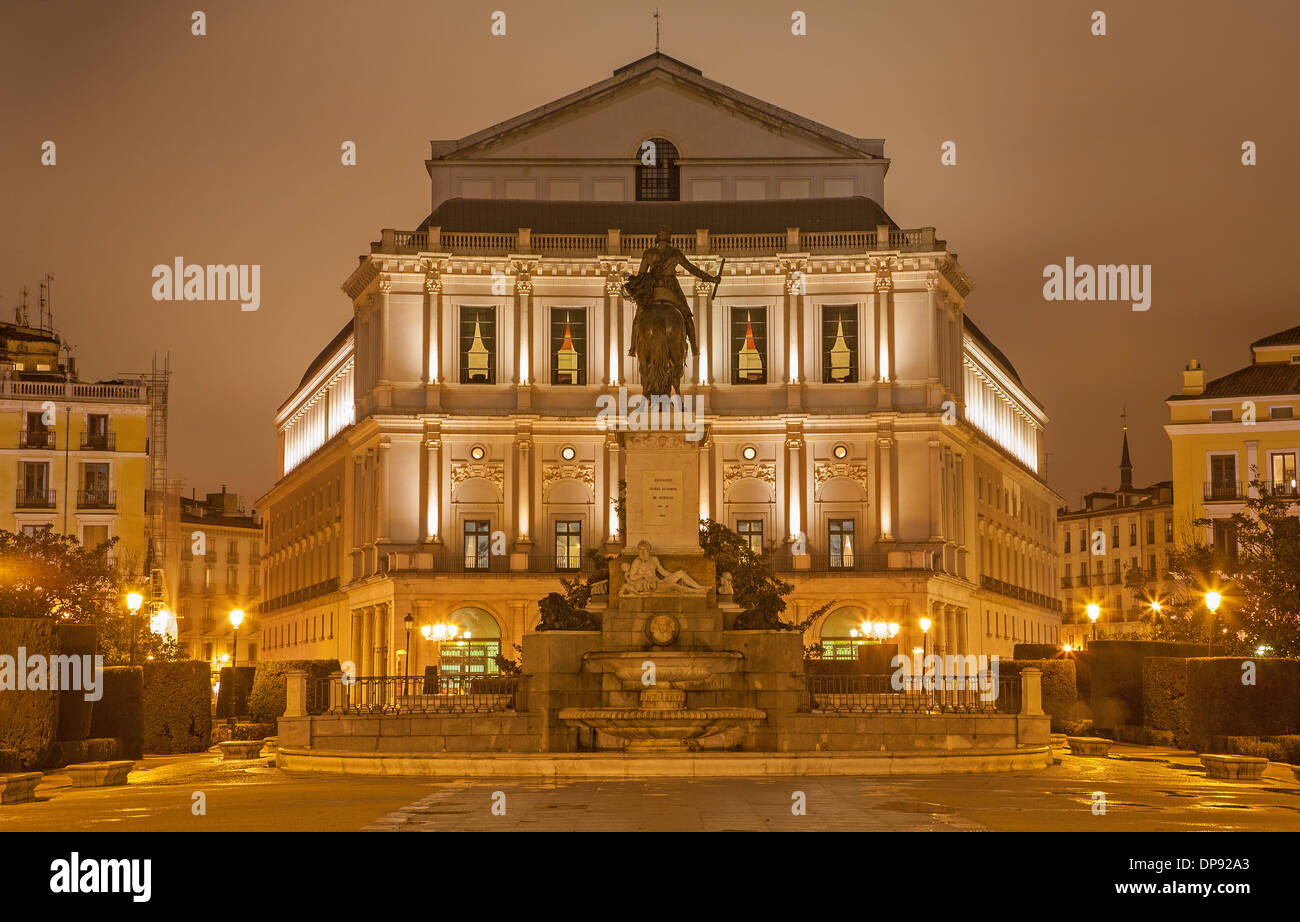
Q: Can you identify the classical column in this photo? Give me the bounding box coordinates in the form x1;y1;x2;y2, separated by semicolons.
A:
694;279;712;385
361;606;374;677
877;431;894;541
957;606;969;654
875;263;894;385
423;269;443;412
604;435;622;546
424;431;441;544
376;277;392;392
605;270;624;387
513;430;534;562
376;440;391;543
929;438;943;541
785;429;805;542
944;604;957;658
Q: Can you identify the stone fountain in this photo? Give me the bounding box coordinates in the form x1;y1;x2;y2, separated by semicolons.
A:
557;432;767;752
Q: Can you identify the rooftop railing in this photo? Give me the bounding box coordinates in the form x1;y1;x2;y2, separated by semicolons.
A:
373;225;942;258
1;380;147;401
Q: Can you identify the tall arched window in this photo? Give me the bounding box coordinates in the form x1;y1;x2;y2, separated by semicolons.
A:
636;138;680;201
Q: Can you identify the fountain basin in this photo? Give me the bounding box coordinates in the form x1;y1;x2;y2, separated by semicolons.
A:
583;650;744;689
559;706;766;752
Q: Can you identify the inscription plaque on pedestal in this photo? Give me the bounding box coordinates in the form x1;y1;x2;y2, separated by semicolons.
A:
644;471;683;525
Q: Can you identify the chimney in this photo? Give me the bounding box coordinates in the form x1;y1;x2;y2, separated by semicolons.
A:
1182;359;1205;396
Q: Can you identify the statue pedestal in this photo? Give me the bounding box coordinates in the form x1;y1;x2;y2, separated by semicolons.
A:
623;431;702;557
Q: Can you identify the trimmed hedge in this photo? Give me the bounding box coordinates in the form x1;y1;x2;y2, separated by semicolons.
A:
1013;643;1062;661
1143;656;1300;751
142;661;212;754
55;624;97;743
0;617;60;769
1142;657;1189;745
212;722;275;743
1090;640;1219;733
248;659;340;723
1000;659;1078;730
87;666;144;760
1220;735;1300;765
0;749;20;772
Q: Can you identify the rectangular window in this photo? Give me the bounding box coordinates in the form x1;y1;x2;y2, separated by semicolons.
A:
731;307;767;384
23;411;52;449
550;308;586;385
1271;452;1298;496
21;524;51;537
84;413;111;450
821;305;858;383
1063;532;1071;553
1147;554;1156;578
1212;519;1238;565
1210;408;1233;422
1269;405;1295;420
20;461;51;505
459;307;496;384
463;520;491;569
828;519;855;569
1164;515;1173;542
82;524;109;550
737;520;764;554
439;639;503;676
554;520;582;571
1111;524;1119;548
1129;523;1137;546
1209;454;1237;499
1146;518;1155;543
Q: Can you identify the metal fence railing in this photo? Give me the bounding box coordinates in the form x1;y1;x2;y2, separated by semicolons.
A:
807;674;1020;714
311;674;519;714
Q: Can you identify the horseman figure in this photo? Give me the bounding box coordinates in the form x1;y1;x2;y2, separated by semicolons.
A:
622;225;721;398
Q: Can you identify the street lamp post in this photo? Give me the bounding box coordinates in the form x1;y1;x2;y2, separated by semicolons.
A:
1205;591;1222;656
403;613;414;689
228;609;245;728
1086;603;1101;643
125;591;143;666
918;617;932;660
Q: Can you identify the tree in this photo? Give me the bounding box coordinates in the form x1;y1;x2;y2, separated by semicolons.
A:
1164;484;1300;656
0;529;181;664
699;518;831;631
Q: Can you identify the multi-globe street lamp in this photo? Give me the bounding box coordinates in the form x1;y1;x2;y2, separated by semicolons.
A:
403;612;414;686
227;609;245;727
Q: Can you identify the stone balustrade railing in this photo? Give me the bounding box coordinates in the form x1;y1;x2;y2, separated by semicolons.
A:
373;225;942;258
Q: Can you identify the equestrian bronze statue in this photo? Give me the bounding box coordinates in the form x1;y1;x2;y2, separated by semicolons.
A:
622;225;722;399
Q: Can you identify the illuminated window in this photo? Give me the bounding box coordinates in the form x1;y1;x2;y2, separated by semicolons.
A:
555;520;582;571
550;308;586;385
463;520;491;570
821;306;858;383
460;307;496;384
829;519;855;569
731;308;767;384
736;520;764;554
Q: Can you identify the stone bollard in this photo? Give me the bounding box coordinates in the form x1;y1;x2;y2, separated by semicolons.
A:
284;671;307;718
1019;667;1044;717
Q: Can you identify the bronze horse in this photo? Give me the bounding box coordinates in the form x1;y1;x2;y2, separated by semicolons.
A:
623;273;687;399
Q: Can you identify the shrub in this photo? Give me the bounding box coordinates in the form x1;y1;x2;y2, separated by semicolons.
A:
248;659;340;723
1220;735;1300;765
0;618;59;769
1142;657;1190;746
0;749;21;772
87;666;144;760
212;722;275;743
1013;643;1062;660
142;661;212;754
55;624;97;743
1185;657;1300;751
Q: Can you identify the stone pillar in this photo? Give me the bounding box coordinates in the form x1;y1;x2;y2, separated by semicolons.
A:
376;440;391;543
929;438;943;541
512;431;534;568
1020;666;1043;716
376;277;392;390
694;280;712;385
957;606;969;654
785;429;805;543
877;431;894;541
424;433;441;544
284;671;307;718
604;435;622;547
944;604;957;658
361;606;374;677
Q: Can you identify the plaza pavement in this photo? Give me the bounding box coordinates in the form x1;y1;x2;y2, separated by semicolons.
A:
1;743;1298;832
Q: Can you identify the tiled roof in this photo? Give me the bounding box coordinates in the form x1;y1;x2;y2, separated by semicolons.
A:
1252;324;1300;348
1171;362;1300;400
417;196;897;236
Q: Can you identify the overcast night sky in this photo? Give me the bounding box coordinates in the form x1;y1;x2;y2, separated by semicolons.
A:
2;0;1296;506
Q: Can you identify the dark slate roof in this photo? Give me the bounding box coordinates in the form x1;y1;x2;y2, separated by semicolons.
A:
417;196;897;236
1170;361;1300;400
962;315;1023;387
1252;324;1300;348
296;319;354;390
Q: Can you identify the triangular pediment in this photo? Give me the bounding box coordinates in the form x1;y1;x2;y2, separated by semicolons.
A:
432;53;883;164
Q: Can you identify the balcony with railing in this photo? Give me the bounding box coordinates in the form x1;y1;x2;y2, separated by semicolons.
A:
371;225;944;259
1204;481;1243;502
979;575;1062;613
80;431;116;451
261;577;342;613
1267;479;1299;498
76;489;116;509
20;429;55;450
15;488;56;509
